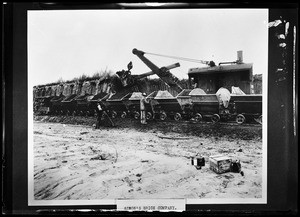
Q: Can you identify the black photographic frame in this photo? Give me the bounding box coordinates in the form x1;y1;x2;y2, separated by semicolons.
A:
2;2;298;215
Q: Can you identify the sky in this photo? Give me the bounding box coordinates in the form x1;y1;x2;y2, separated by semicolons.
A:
28;9;268;86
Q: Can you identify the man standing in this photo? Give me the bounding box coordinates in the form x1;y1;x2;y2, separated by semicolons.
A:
140;92;148;125
95;102;103;129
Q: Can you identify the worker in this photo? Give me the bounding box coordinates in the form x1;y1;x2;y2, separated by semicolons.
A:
140;92;148;125
95;102;103;129
127;61;133;71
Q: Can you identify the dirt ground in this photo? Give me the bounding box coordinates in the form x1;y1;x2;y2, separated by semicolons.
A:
33;116;263;200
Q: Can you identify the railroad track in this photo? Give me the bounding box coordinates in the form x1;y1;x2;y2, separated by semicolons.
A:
34;114;262;128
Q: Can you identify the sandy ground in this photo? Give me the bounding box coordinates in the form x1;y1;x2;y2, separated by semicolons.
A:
33;117;262;200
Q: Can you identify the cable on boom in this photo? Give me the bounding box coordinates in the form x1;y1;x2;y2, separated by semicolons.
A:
144;51;215;66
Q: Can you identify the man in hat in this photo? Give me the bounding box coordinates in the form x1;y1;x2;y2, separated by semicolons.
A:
95;102;103;129
140;92;148;125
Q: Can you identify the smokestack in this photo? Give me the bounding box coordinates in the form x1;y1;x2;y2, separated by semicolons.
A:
237;50;243;63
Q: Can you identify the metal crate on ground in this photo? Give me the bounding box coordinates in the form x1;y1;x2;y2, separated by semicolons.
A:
209;155;232;174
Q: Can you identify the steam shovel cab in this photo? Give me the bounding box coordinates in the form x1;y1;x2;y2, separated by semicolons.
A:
188;53;262;124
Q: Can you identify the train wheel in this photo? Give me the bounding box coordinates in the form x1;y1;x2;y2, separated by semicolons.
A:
194;113;202;122
133;111;140;120
211;114;220;123
174;113;182;121
86;111;90;117
236;114;246;124
159;112;167;121
111;111;117;119
121;111;127;119
72;111;77;116
146;112;153;120
66;110;70;116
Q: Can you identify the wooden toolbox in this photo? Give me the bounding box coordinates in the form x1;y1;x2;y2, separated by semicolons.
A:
209;154;232;174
